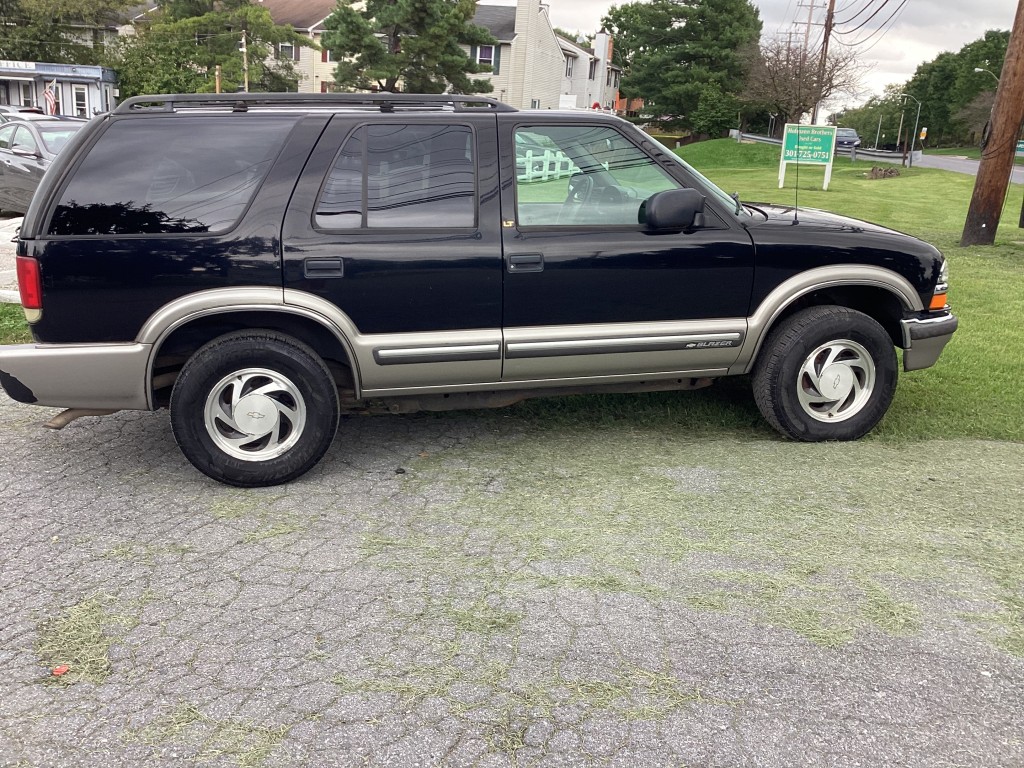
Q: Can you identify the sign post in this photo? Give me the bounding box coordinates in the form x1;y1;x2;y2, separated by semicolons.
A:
779;124;837;190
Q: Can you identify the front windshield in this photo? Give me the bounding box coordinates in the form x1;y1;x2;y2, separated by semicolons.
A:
662;149;752;218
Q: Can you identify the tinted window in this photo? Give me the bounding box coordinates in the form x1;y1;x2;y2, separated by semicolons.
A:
316;124;475;229
0;124;15;149
49;115;296;236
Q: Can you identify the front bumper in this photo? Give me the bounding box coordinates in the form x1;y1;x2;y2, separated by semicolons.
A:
0;342;152;410
901;313;958;372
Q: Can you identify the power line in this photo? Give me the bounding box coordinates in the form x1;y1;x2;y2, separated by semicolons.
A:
834;0;899;36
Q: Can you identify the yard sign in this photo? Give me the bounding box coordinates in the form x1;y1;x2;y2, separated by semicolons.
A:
778;124;837;191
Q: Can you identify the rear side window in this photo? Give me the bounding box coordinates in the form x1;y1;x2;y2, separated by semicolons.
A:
316;123;476;229
49;115;296;236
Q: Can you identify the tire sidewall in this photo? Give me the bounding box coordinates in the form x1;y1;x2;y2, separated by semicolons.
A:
762;309;897;441
171;333;339;487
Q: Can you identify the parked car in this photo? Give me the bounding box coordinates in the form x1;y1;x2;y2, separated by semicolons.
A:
0;93;957;486
835;127;862;150
0;118;84;213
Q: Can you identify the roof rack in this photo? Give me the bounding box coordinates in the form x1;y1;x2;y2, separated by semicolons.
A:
114;92;517;115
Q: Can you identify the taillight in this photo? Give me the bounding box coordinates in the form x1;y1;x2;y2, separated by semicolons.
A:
16;256;42;310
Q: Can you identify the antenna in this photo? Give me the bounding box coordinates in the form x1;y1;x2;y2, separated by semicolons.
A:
794;134;800;224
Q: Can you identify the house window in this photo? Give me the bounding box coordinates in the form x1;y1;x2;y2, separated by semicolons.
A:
321;47;333;63
565;57;574;78
588;60;597;81
476;45;494;67
607;70;613;87
72;85;88;117
530;99;541;109
279;42;300;61
20;82;34;107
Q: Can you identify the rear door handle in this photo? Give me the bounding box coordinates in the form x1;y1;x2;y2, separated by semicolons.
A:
508;253;544;273
304;258;344;278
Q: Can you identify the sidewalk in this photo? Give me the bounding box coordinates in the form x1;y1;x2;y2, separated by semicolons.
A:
0;215;22;304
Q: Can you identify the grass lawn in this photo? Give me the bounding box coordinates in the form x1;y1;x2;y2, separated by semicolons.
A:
0;302;31;344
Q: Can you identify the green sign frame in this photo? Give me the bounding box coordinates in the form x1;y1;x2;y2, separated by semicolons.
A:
779;124;838;190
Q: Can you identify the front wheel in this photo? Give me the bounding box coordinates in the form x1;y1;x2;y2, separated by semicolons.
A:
170;331;340;487
752;306;897;441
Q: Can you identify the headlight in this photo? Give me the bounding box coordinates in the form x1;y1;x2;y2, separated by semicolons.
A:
930;259;949;310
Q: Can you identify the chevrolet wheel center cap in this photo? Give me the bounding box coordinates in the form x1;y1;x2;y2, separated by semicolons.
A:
233;394;277;436
818;364;854;400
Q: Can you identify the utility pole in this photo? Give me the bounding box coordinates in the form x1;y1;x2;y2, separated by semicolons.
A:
797;0;823;58
215;64;222;94
240;31;249;92
961;0;1024;246
810;0;836;125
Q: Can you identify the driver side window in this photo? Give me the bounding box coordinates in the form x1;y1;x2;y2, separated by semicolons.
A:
514;125;679;227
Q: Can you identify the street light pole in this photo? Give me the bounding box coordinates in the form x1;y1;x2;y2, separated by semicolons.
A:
901;93;922;168
974;66;1000;83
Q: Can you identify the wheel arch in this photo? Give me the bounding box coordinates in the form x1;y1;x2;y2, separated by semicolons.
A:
139;288;362;408
734;266;921;375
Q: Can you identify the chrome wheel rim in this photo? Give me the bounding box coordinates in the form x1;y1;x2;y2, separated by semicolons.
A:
204;368;306;462
796;339;876;423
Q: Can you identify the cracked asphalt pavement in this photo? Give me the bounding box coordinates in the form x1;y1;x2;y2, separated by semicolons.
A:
1;384;1022;767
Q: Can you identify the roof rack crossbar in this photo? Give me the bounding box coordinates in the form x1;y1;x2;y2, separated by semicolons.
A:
115;92;517;115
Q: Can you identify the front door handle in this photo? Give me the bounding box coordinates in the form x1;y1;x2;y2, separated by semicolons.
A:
508;253;544;273
304;258;344;278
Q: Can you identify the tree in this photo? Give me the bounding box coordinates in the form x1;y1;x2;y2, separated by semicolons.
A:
322;0;495;94
602;0;762;126
832;85;906;149
112;0;308;98
0;0;135;63
741;37;864;133
904;30;1009;145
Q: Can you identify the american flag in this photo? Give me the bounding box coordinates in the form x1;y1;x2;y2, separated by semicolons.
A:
43;80;57;115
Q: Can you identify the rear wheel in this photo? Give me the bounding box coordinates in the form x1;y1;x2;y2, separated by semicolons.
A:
752;306;897;441
170;330;339;486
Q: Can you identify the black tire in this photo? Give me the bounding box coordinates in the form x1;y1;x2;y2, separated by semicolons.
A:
752;306;897;441
170;330;340;487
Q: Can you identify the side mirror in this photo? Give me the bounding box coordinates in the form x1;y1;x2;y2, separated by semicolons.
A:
643;188;705;231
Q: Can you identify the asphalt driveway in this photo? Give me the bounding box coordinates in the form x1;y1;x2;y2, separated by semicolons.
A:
1;392;1022;767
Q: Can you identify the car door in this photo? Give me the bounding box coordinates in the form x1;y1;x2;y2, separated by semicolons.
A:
498;118;755;383
6;124;44;212
0;123;19;211
282;113;504;393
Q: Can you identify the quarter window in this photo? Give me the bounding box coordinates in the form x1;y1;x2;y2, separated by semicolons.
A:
316;124;476;229
514;125;680;227
49;116;296;236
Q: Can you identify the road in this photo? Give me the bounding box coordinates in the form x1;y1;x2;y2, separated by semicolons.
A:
1;387;1023;767
914;152;1024;184
0;216;19;303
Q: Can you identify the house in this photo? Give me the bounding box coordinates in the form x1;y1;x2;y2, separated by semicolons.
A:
0;61;118;116
256;0;338;93
470;0;563;109
557;29;620;111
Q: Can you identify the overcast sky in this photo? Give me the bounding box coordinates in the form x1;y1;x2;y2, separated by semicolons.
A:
491;0;1016;103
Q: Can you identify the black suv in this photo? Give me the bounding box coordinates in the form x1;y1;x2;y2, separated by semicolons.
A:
0;94;957;486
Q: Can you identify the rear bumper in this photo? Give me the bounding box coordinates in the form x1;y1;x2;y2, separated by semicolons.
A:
901;313;958;372
0;342;152;409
